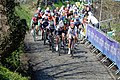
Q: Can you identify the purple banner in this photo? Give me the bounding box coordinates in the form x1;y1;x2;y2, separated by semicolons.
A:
117;45;120;69
86;25;120;70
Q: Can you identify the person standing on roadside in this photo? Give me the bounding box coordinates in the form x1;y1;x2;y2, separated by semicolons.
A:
87;12;99;29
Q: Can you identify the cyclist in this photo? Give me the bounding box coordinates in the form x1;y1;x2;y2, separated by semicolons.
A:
54;13;59;26
45;7;50;14
74;18;81;43
67;22;77;54
42;17;49;40
30;14;38;35
55;20;65;51
48;14;55;35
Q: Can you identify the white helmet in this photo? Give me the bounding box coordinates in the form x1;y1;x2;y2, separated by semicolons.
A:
37;7;41;10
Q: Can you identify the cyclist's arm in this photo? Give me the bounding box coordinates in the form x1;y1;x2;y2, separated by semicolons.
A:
53;18;56;26
67;28;70;38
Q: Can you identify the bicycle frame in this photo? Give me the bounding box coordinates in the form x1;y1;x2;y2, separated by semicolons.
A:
49;32;55;52
43;29;47;45
58;36;62;56
70;37;74;58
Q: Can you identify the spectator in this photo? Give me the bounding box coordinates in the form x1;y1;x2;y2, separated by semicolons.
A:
87;12;99;29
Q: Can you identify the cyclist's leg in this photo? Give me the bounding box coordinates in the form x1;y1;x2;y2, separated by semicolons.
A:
34;21;38;36
61;32;65;46
33;24;37;41
56;30;62;51
35;25;39;36
43;28;47;44
42;28;44;40
55;31;59;51
68;34;72;54
72;36;76;49
48;29;53;49
49;29;54;42
39;25;43;39
30;24;34;35
46;28;50;40
74;29;78;48
51;29;55;51
71;36;75;58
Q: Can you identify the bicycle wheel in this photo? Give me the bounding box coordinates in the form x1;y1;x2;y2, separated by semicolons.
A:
58;39;61;56
33;27;36;41
38;26;42;36
63;41;67;54
43;29;46;45
70;38;74;58
51;34;55;52
70;48;74;58
48;35;51;49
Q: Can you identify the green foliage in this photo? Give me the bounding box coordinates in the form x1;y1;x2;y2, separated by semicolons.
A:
0;0;27;59
0;66;28;80
0;0;29;78
101;22;120;43
4;46;23;70
96;0;120;43
54;1;63;8
15;5;33;27
112;23;120;42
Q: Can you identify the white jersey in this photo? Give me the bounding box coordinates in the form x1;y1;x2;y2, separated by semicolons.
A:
68;26;77;36
68;26;77;39
59;20;64;27
88;15;98;24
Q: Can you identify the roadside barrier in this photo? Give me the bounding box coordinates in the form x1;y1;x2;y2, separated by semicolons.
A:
85;24;120;78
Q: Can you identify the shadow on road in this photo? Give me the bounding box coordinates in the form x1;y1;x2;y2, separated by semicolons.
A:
32;70;55;80
31;62;87;80
24;41;49;53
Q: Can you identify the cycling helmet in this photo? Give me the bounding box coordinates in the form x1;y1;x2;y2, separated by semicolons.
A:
34;13;38;17
37;7;41;11
46;7;50;11
44;16;48;21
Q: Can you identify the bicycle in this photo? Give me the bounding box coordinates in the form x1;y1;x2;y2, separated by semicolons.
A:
58;35;66;56
48;32;55;52
69;37;75;58
58;36;62;56
30;24;37;41
33;25;41;41
43;28;47;45
33;27;36;41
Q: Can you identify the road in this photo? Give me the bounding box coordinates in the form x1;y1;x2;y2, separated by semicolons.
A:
24;32;115;80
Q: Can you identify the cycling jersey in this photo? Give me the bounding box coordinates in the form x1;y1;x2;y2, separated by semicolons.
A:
74;21;81;28
68;26;77;39
55;16;59;25
55;20;65;35
32;17;38;24
49;20;55;33
42;21;49;29
38;13;42;19
49;19;54;26
30;17;38;29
